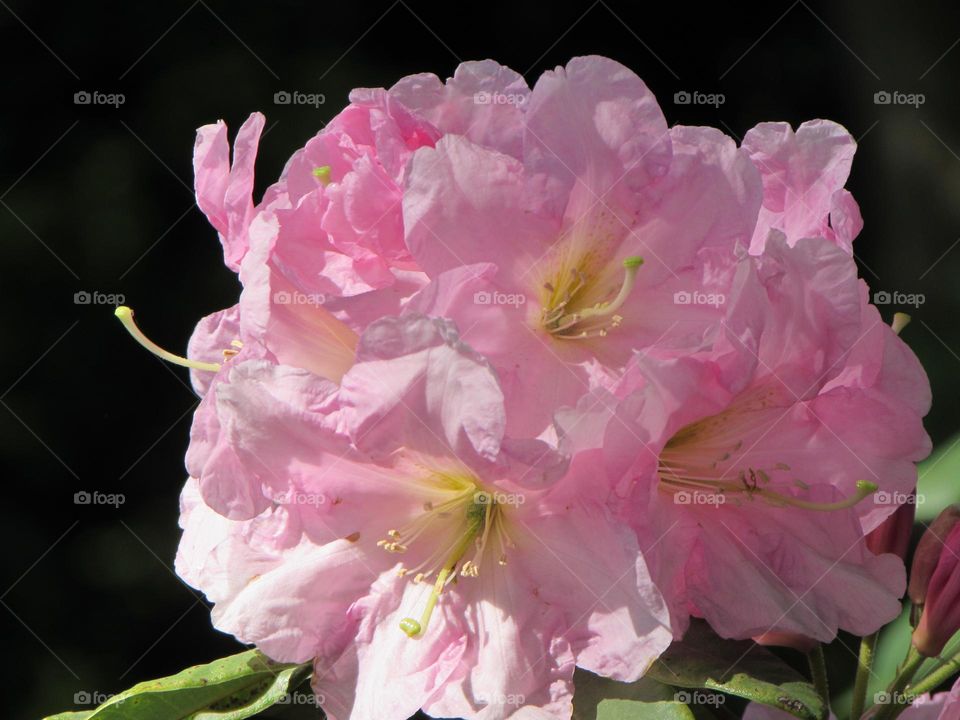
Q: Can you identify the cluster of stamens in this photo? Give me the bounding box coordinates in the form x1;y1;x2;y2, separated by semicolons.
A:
378;482;514;638
541;256;643;339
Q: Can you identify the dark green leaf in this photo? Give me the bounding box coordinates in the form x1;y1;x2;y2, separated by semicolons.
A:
645;620;827;720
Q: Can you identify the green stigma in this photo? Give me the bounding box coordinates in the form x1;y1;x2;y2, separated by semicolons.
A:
312;165;332;185
399;617;422;637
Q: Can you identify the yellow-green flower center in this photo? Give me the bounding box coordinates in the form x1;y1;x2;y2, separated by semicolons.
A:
376;472;514;638
540;256;643;339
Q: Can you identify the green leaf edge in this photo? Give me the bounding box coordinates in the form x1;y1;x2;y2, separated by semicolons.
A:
43;649;311;720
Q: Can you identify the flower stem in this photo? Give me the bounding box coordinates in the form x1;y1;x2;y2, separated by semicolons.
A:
851;632;878;719
807;645;830;717
905;652;960;698
873;645;925;720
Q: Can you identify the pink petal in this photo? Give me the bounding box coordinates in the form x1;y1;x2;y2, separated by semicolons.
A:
186;304;242;396
193;113;266;271
524;55;671;201
175;479;373;663
186;392;272;520
518;452;673;681
405;263;586;438
313;573;470;720
339;314;506;463
623;125;761;284
239;238;359;383
673;486;905;640
403;134;561;278
743;119;860;253
389;60;530;159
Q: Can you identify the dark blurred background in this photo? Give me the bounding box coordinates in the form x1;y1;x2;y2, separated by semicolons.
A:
2;1;959;718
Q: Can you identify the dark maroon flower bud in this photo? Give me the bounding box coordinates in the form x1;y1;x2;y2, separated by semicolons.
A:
909;505;960;608
866;496;916;560
912;522;960;656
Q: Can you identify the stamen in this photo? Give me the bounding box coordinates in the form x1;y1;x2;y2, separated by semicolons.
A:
892;312;911;335
463;493;495;574
114;307;221;372
312;165;332;185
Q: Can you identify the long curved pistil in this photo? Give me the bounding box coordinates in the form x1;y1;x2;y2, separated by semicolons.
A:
115;306;221;372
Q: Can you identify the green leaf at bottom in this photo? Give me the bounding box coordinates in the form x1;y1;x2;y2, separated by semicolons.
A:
645;620;826;720
43;649;311;720
597;699;696;720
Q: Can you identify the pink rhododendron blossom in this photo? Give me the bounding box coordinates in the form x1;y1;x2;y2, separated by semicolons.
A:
176;314;672;720
562;232;930;641
399;55;763;435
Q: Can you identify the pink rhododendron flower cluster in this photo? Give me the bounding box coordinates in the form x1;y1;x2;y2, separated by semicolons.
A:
123;56;931;719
